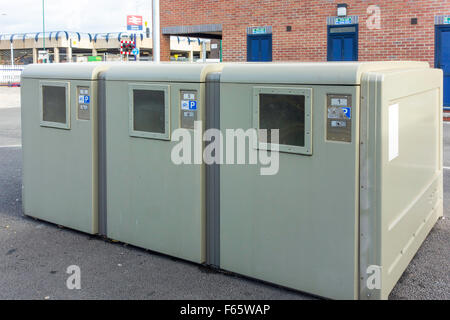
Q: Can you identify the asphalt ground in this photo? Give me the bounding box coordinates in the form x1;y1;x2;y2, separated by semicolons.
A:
0;87;448;300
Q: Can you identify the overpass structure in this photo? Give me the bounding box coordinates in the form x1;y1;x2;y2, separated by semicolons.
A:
0;31;211;64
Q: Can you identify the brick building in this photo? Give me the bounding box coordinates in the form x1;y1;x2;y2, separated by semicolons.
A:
159;0;450;105
159;0;449;66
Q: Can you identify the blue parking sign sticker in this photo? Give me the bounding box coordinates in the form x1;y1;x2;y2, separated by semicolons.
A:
342;107;351;119
189;101;197;110
181;100;189;110
84;95;90;104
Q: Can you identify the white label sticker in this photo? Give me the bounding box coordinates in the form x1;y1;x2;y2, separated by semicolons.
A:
389;104;399;161
183;93;195;100
78;95;85;104
331;98;348;106
328;106;342;119
331;120;346;127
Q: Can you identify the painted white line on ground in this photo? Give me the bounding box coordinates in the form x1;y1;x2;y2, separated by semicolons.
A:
0;144;22;148
444;166;450;170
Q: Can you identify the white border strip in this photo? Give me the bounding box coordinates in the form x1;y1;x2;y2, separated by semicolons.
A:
0;144;22;148
0;106;21;110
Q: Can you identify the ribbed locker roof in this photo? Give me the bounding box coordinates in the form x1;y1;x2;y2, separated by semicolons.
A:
219;61;429;85
103;62;224;82
21;62;112;80
22;61;429;84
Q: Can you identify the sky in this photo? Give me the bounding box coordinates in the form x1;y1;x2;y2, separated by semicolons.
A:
0;0;152;35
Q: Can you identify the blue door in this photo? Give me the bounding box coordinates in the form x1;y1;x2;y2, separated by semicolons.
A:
247;34;272;62
435;26;450;107
327;25;358;61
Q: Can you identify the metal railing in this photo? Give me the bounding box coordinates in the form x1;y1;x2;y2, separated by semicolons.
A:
0;65;25;86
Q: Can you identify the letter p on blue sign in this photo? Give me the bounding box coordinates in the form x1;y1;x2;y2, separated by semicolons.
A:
189;101;197;110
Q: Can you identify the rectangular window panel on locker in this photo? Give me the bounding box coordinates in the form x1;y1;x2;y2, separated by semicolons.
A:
259;93;306;147
133;89;166;133
40;82;70;129
253;87;312;155
128;83;171;140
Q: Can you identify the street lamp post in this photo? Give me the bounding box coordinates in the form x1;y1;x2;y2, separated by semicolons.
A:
152;0;160;62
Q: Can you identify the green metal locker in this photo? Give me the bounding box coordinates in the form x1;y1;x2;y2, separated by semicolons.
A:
212;62;443;299
103;63;223;263
21;63;110;234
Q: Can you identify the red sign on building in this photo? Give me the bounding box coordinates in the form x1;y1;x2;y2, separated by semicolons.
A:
127;15;143;31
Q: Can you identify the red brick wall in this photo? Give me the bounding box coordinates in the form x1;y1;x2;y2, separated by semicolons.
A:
160;0;450;66
160;31;171;61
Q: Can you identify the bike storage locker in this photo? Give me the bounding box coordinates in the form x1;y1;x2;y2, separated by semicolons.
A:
102;63;223;263
21;63;110;234
211;62;443;299
21;61;443;299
